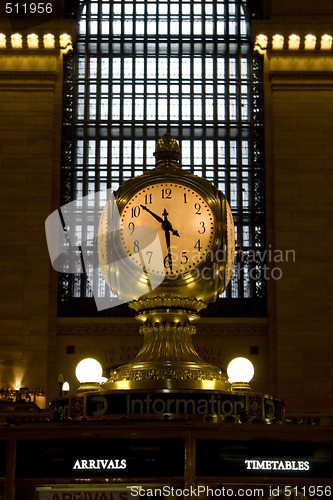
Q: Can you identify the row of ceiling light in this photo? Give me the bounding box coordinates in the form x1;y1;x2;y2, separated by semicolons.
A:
255;33;333;53
1;31;331;54
0;33;72;51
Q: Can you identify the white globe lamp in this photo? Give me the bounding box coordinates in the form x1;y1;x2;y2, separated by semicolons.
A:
75;358;103;392
227;357;254;390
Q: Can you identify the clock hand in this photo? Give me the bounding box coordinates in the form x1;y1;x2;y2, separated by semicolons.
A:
162;208;180;237
141;205;180;236
164;228;173;273
140;205;163;224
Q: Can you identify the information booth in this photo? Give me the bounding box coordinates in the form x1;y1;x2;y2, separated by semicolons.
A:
1;420;333;500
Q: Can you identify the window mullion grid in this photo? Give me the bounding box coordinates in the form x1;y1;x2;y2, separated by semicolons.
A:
223;2;234;300
60;52;76;307
82;42;89;199
95;39;101;195
212;38;219;191
86;1;91;37
69;55;78;206
94;36;102;302
252;52;266;303
190;40;195;173
201;0;205;39
227;0;243;300
119;51;125;185
62;0;265;315
131;38;136;179
178;39;183;147
155;39;159;140
167;37;171;132
80;39;91;299
235;0;248;298
189;2;194;165
143;38;148;171
201;41;207;180
106;51;112;190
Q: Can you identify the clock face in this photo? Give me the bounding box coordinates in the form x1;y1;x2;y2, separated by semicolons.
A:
120;182;216;277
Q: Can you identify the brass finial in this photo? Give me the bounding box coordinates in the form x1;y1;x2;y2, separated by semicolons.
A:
153;134;181;163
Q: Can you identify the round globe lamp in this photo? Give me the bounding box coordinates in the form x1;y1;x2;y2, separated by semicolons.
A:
227;357;254;390
75;358;103;392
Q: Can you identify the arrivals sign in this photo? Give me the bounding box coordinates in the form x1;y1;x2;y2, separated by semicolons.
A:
16;438;184;479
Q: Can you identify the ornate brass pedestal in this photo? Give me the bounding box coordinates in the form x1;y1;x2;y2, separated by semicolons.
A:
104;298;228;390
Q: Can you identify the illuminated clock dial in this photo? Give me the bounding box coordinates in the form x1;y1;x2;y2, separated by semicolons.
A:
120;182;216;277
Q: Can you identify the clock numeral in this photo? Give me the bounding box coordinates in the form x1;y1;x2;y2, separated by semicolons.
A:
180;251;188;265
131;206;141;218
133;240;140;253
146;251;153;264
194;239;202;252
128;222;135;235
194;203;201;215
163;254;172;268
161;188;172;199
198;221;206;234
144;193;152;205
183;193;187;203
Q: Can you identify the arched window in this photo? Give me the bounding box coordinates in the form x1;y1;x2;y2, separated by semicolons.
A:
60;0;265;317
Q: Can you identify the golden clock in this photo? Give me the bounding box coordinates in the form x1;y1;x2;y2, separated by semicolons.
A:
99;134;234;309
120;182;215;278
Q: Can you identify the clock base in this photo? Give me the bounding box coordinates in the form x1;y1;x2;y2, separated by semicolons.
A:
103;300;229;391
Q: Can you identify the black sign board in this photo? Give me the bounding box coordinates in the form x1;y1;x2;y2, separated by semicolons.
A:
0;441;6;478
16;438;184;479
196;439;333;478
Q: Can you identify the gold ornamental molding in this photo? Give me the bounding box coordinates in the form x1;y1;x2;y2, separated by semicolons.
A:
57;320;268;338
0;70;58;90
0;70;57;79
270;71;333;91
57;324;138;337
197;323;268;337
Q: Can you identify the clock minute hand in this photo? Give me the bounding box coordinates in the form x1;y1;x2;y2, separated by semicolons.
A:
140;204;163;224
164;228;173;273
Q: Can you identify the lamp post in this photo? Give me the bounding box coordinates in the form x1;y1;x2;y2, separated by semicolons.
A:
58;374;65;397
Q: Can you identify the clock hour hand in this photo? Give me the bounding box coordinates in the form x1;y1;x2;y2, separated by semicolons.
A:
162;208;180;237
140;205;163;224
